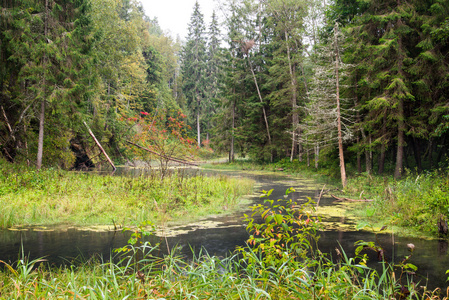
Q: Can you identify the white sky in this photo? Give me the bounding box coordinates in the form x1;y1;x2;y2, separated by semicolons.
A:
140;0;218;41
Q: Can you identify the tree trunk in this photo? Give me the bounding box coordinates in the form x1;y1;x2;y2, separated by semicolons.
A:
378;144;386;175
361;128;371;175
334;24;347;188
24;123;30;166
378;114;387;174
394;101;405;179
36;100;45;169
37;0;48;170
196;91;201;147
230;98;235;162
355;81;361;173
411;137;422;172
247;55;271;146
428;138;434;169
436;136;446;166
306;136;310;167
285;31;298;162
85;121;116;171
307;147;310;167
356;135;362;173
299;62;309;162
394;15;405;179
197;110;201;147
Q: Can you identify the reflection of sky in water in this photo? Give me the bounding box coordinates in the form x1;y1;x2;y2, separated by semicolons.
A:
0;168;448;291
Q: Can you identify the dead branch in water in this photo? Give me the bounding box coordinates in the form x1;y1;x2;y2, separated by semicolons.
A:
316;184;326;208
126;141;198;167
331;194;373;202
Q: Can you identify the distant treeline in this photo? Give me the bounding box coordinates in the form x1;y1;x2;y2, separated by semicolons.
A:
2;0;449;177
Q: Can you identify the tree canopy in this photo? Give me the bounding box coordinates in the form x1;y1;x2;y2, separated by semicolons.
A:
2;0;449;182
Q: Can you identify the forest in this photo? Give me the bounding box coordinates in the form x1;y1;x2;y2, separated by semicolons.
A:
1;0;449;182
2;0;449;298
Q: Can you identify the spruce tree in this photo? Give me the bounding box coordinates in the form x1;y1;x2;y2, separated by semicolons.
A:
2;0;95;167
343;0;420;178
204;11;222;141
266;0;306;161
181;1;207;146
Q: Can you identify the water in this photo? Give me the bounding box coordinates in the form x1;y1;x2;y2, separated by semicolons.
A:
1;168;448;291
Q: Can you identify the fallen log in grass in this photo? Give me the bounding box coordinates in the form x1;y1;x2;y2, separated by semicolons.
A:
331;194;373;202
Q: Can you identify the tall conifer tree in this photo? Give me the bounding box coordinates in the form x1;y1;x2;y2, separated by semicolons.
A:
181;1;207;146
204;11;222;140
2;0;94;168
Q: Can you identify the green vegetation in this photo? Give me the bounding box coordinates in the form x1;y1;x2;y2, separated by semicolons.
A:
0;160;254;229
0;190;443;299
2;0;449;296
346;171;449;236
210;159;449;238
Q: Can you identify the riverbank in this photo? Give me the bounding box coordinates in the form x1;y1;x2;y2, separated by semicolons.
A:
205;159;449;239
1;159;447;298
0;194;444;299
0;160;254;229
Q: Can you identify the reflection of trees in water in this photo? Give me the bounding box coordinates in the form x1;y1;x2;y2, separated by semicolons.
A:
438;240;448;256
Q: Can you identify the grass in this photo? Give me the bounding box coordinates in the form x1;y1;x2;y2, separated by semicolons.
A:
344;170;449;236
2;158;448;298
0;197;447;299
208;158;449;238
0;159;254;229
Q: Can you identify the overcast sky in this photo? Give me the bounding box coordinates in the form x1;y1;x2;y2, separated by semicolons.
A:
140;0;218;41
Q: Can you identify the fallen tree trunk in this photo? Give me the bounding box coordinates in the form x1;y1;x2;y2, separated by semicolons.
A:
84;121;116;171
126;141;198;167
331;194;373;202
316;184;326;208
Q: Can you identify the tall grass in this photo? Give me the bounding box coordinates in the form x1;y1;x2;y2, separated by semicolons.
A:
0;160;254;228
345;171;449;235
212;159;449;237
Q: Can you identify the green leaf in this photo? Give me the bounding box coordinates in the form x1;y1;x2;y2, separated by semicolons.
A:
405;263;418;271
274;214;283;224
356;221;370;230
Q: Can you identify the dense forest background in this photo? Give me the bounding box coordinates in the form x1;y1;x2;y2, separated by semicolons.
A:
1;0;449;181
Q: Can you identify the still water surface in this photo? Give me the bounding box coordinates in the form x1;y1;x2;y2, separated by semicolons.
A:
1;168;448;291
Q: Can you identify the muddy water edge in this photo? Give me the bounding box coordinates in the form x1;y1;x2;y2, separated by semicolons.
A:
0;167;448;291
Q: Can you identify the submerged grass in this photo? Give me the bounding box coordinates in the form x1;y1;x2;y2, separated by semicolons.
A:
209;159;449;238
0;160;254;229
